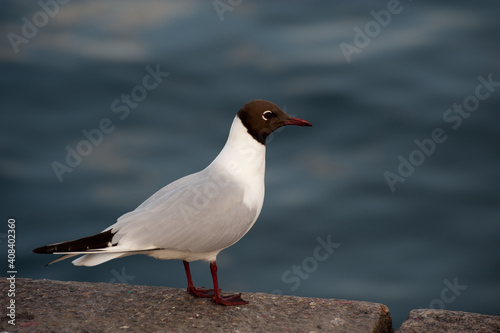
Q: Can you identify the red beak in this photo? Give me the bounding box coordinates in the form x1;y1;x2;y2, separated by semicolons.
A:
283;116;312;127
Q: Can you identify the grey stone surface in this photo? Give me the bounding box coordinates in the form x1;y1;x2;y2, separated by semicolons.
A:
396;309;500;333
1;278;393;333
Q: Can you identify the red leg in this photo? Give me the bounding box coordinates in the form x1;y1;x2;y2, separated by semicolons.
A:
209;261;248;306
183;261;214;298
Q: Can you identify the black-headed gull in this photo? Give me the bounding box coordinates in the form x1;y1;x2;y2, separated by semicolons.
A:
34;100;312;305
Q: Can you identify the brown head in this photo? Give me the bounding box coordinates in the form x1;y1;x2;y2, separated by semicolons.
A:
237;99;312;145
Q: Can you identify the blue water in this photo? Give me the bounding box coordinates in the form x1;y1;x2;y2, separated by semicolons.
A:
2;0;500;328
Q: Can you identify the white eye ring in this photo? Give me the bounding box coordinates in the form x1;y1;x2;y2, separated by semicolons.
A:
262;110;273;120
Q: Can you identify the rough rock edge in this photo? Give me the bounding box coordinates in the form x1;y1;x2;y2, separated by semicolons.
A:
1;278;393;333
396;309;500;333
2;278;499;332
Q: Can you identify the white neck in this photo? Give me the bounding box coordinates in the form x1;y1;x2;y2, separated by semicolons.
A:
206;116;266;209
208;116;266;180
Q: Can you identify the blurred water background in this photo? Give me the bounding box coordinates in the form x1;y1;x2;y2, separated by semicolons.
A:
1;0;499;328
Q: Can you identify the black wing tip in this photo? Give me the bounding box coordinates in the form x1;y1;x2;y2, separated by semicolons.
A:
33;245;54;254
32;230;116;254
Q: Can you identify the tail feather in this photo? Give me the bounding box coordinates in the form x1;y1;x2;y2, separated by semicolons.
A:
33;230;116;254
72;253;130;267
33;229;158;267
46;254;80;266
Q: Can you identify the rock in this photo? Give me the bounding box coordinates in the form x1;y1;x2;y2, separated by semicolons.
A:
0;278;393;333
396;309;500;333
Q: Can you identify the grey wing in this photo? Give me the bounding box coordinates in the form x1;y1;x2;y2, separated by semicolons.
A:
107;171;259;253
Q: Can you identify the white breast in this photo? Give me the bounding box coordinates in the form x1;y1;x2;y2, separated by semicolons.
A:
72;116;268;266
207;116;266;213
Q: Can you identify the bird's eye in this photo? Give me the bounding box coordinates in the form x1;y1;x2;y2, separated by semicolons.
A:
262;110;274;120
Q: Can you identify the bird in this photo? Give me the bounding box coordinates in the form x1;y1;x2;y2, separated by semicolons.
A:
33;99;312;305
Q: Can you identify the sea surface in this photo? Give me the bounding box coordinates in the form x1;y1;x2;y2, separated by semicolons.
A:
1;0;499;328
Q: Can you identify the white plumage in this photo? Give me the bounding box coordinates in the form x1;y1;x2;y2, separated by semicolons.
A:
71;116;265;266
34;99;311;305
